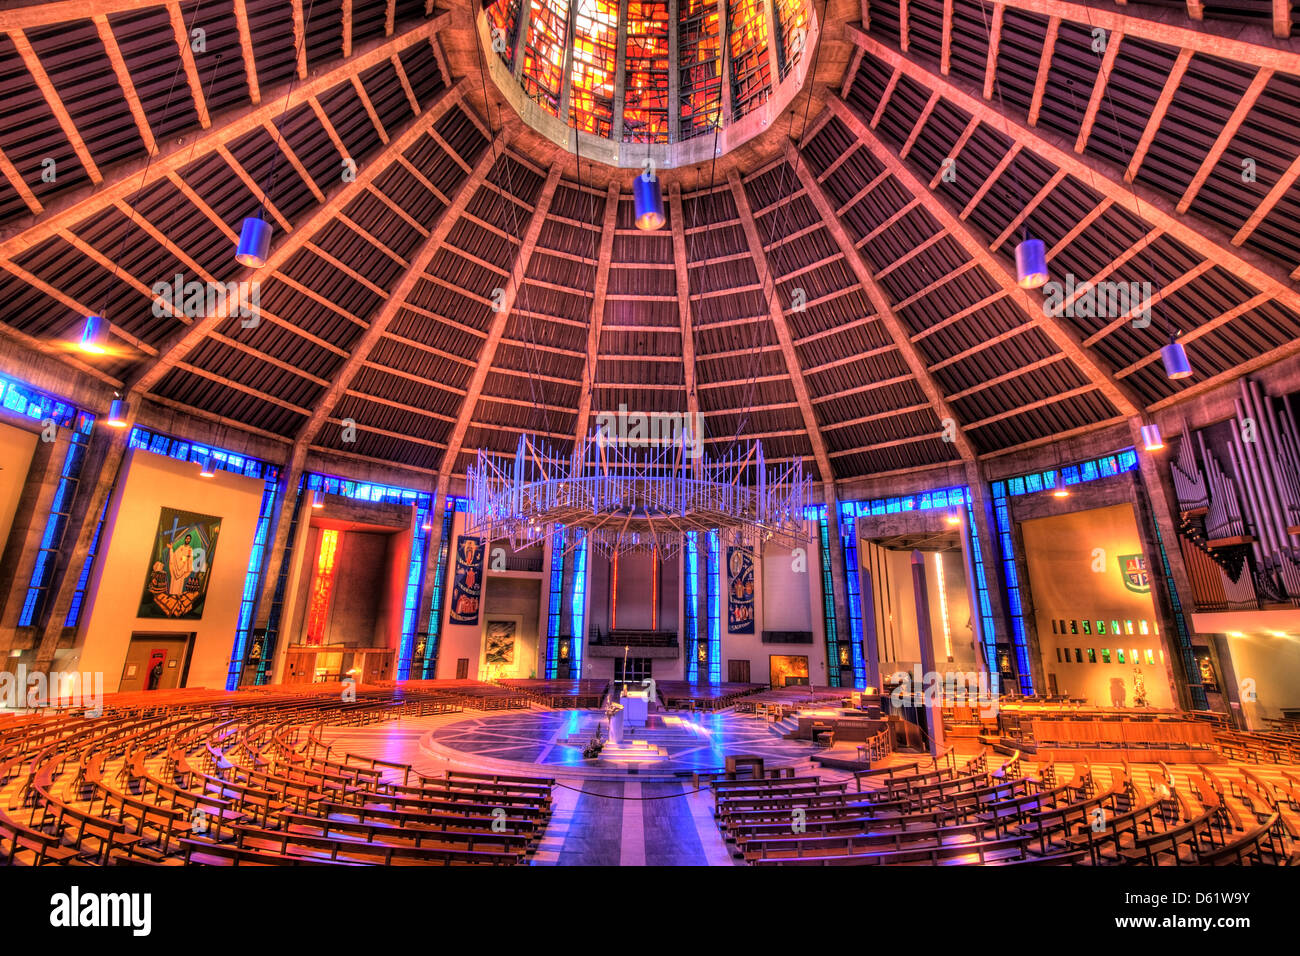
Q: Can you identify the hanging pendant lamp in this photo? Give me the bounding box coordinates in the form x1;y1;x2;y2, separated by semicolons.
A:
236;215;272;268
79;314;108;355
106;397;129;428
633;170;665;231
1140;423;1164;452
1161;336;1192;380
1015;235;1048;289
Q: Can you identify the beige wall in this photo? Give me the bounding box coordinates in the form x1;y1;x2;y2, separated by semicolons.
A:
1022;504;1173;708
0;420;37;556
866;545;977;676
72;448;263;691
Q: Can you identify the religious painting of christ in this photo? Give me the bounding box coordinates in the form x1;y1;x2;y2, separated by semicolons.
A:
138;508;222;619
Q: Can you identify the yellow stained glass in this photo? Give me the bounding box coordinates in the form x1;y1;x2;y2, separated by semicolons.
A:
569;0;618;137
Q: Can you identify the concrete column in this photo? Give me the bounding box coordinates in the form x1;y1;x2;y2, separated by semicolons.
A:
822;483;852;687
911;550;944;756
0;426;64;649
962;460;1012;668
1128;470;1196;711
538;525;555;678
35;410;138;669
681;538;691;681
1128;417;1202;710
252;442;307;633
414;489;449;679
1004;508;1047;696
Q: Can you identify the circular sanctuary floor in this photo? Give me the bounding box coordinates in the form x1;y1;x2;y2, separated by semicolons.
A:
420;709;821;780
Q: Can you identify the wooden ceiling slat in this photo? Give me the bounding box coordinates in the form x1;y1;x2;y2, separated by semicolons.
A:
9;28;102;184
0;13;452;258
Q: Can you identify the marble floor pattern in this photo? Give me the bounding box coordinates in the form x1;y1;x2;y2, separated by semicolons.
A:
317;713;744;865
428;709;818;774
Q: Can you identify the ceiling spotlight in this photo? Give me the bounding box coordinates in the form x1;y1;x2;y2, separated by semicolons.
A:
1140;423;1164;452
1161;336;1192;380
236;215;272;268
311;489;325;509
198;455;215;478
106;398;129;428
79;314;108;355
945;511;961;526
1015;235;1048;289
633;169;665;231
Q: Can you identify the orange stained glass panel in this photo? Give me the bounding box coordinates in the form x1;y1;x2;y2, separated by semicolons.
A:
521;0;571;116
304;529;339;646
679;0;721;138
774;0;808;79
728;0;773;119
569;0;618;137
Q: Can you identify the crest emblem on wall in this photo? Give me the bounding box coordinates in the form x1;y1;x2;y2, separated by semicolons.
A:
1118;553;1151;594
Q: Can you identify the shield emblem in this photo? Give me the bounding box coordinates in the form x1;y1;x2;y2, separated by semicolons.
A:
1118;553;1150;593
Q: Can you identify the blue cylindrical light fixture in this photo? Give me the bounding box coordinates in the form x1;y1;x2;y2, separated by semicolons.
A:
106;398;129;428
633;172;665;231
1140;423;1164;452
1161;339;1192;380
236;215;272;268
80;314;108;354
1015;236;1048;289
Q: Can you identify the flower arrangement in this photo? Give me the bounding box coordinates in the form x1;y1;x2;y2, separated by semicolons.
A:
582;726;605;759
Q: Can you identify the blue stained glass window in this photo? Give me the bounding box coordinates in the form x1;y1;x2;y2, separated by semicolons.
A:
685;531;700;683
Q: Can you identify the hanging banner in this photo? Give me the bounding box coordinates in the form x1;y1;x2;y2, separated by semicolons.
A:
449;535;484;625
727;546;754;634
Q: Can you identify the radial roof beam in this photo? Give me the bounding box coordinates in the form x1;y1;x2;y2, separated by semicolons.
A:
727;170;836;484
828;93;1142;419
167;1;211;128
785;138;975;464
983;3;1003;99
844;26;1300;322
992;0;1300;72
434;163;564;492
94;14;158;154
0;11;452;258
127;80;468;397
1074;31;1122;153
1277;0;1294;39
1027;15;1060;127
1124;49;1192;183
296;142;500;448
1177;66;1272;213
9;30;102;184
572;181;622;447
0;148;41;214
233;0;261;105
